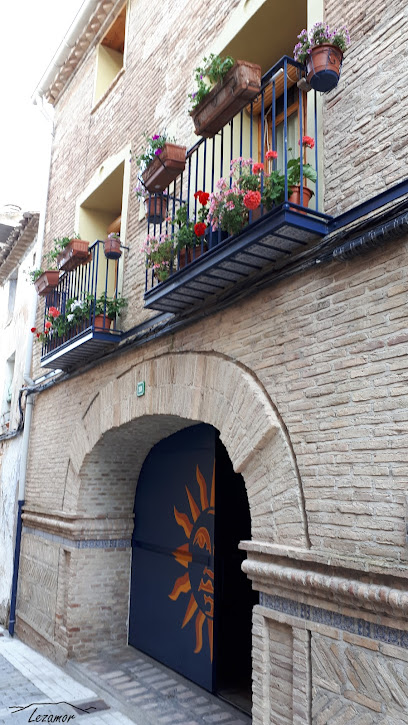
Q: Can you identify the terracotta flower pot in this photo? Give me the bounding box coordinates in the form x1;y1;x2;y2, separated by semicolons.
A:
145;196;167;225
142;143;187;193
288;185;314;212
57;239;90;272
178;243;208;269
93;314;113;330
190;60;262;138
34;270;60;296
306;44;343;92
104;237;122;260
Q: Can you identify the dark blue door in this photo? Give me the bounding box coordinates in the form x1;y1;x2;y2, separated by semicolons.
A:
129;424;216;691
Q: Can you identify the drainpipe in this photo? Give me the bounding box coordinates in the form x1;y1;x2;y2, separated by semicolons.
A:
8;109;54;637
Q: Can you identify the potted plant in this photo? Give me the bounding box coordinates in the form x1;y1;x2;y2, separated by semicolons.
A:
51;234;90;272
208;158;268;235
141;233;175;282
286;136;317;209
135;132;186;193
174;193;209;267
90;293;127;329
294;23;350;92
189;54;262;138
29;266;60;297
104;232;122;260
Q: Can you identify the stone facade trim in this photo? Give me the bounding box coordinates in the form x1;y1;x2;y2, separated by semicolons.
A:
244;557;408;618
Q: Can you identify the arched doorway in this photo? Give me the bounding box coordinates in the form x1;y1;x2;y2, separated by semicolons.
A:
128;423;256;713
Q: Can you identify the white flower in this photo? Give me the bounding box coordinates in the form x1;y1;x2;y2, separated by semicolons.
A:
67;314;74;322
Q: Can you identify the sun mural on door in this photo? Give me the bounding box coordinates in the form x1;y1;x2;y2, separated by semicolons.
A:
169;462;215;662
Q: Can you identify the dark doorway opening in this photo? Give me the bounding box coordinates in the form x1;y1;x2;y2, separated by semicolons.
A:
128;423;257;715
214;433;257;714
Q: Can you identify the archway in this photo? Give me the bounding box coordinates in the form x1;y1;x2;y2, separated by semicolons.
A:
58;352;309;663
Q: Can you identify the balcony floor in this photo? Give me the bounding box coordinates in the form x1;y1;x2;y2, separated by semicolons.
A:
144;205;331;313
40;327;122;370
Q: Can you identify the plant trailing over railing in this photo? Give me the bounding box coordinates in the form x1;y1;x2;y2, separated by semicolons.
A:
188;53;235;110
134;132;174;173
142;233;175;282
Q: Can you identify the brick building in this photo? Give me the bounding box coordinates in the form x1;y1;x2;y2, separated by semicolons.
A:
11;0;408;721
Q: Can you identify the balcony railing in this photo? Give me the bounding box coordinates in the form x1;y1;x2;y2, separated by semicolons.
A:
40;240;122;370
143;56;332;313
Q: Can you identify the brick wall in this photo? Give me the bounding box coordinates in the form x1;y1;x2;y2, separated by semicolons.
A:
324;0;408;213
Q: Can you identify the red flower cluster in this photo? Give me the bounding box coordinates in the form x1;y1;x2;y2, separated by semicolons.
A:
252;163;264;174
48;306;60;318
243;190;261;210
194;222;207;237
265;150;278;160
300;136;315;149
194;190;209;206
31;327;36;333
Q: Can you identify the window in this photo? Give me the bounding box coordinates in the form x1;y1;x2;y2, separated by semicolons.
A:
1;353;15;432
94;3;127;104
7;273;17;319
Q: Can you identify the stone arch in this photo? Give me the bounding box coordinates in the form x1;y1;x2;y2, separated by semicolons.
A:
65;352;309;547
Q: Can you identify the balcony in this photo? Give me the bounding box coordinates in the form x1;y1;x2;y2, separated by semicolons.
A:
40;240;123;370
143;56;332;314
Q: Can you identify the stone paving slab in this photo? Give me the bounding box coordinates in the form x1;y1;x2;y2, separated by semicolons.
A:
0;630;250;725
66;645;251;725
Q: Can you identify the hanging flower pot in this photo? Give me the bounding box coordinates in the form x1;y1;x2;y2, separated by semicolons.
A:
104;234;122;260
34;270;60;296
306;44;343;92
190;60;261;138
57;239;90;272
142;143;187;193
288;185;314;212
145;195;167;225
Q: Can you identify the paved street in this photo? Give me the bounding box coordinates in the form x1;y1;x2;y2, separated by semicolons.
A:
0;628;251;725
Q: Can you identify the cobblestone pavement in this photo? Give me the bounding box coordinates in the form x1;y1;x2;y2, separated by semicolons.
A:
0;628;251;725
66;645;251;725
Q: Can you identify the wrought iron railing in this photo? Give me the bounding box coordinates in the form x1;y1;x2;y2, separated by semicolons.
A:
40;240;121;357
144;55;320;292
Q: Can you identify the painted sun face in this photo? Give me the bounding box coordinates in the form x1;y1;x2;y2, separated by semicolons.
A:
169;463;215;661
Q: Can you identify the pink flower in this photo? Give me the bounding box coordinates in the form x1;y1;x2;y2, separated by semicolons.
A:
265;150;278;160
253;163;264;174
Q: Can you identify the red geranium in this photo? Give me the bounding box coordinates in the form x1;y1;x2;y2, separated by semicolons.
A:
31;327;36;333
44;321;52;330
194;222;207;237
243;190;261;210
198;191;209;205
300;136;315;149
48;306;60;318
252;163;264;174
265;150;278;160
194;190;209;205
